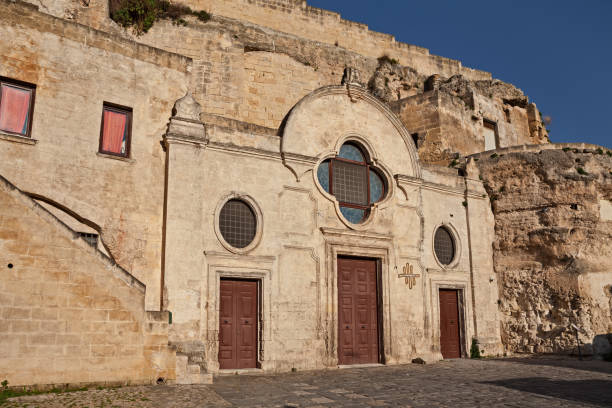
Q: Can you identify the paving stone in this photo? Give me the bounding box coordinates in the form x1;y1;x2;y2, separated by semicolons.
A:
2;357;611;407
311;396;334;403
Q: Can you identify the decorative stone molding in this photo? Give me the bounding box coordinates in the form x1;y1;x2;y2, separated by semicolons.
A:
173;91;201;121
213;192;264;255
312;134;395;230
282;151;319;182
431;222;462;270
282;85;422;182
164;92;207;147
203;251;275;372
341;67;364;87
320;229;395;365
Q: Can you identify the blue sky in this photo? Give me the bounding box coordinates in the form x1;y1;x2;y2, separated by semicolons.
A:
308;0;611;148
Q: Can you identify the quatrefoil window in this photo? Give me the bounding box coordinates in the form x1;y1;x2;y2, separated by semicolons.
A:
317;142;387;224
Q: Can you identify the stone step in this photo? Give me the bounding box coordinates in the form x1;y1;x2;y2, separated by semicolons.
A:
175;372;213;385
175;354;212;384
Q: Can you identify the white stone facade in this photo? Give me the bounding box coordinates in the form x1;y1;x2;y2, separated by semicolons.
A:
162;86;502;373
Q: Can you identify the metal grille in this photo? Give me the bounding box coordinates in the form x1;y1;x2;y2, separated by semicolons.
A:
332;160;368;205
219;199;257;249
79;232;98;247
434;227;455;265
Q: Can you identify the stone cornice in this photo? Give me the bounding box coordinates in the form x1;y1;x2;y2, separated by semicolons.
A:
207;141;281;160
320;227;393;241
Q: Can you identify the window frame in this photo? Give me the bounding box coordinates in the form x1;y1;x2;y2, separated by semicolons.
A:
433;225;459;268
483;119;498;151
214;193;264;255
99;102;133;158
0;76;37;138
323;142;388;223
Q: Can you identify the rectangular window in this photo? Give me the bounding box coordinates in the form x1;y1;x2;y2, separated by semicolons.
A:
99;103;132;157
0;78;36;137
483;119;497;151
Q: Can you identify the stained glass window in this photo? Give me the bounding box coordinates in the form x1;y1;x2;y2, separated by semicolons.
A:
332;160;368;206
339;143;365;162
369;170;384;204
316;142;387;224
317;159;331;193
340;207;366;224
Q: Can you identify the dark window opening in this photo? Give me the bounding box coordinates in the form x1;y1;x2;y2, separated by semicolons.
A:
79;232;99;247
99;102;132;157
434;227;455;265
317;142;387;224
411;133;419;148
219;199;257;249
0;77;36;137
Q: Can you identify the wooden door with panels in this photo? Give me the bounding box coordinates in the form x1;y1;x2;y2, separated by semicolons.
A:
337;257;380;365
218;279;258;369
439;289;461;359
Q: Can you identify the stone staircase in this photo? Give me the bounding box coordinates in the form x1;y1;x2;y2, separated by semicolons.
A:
172;341;213;384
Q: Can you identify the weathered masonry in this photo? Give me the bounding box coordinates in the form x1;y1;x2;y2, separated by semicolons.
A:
0;0;610;388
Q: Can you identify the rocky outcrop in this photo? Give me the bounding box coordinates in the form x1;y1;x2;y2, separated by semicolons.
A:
474;147;612;355
368;58;426;102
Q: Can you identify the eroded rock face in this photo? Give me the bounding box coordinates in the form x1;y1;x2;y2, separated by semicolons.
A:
476;149;612;354
368;59;426;102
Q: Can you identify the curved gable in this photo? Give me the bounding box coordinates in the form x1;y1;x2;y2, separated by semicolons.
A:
281;85;421;180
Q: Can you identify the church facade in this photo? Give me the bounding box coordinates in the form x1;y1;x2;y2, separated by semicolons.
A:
162;84;500;374
1;0;609;388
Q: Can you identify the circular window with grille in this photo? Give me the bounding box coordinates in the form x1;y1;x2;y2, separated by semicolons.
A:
434;226;456;266
215;196;262;253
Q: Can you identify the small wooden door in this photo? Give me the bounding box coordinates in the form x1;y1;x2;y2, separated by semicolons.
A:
338;257;379;365
218;279;258;369
439;289;461;359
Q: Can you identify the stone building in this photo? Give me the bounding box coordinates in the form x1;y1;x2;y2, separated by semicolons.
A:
0;0;609;388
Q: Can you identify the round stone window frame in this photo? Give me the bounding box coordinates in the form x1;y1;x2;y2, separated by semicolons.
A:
432;223;461;270
214;193;264;254
313;134;394;230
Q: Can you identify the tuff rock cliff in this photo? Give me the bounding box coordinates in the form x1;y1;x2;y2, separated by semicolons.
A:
474;147;612;355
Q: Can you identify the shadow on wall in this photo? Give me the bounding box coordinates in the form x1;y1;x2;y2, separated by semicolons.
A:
482;377;612;406
593;334;612;357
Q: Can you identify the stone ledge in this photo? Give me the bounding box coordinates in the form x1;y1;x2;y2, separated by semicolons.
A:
96;152;136;163
0;131;37;145
467;142;610;160
3;0;192;72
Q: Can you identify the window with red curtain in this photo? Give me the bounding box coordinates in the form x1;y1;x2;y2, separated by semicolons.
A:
99;104;132;157
0;79;35;137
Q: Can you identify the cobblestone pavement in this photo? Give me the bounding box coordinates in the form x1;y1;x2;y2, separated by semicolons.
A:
4;357;612;407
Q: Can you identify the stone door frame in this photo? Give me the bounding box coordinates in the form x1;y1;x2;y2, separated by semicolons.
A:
322;227;393;367
204;251;274;373
430;279;471;359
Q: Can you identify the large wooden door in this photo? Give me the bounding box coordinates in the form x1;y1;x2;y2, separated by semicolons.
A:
218;279;258;369
337;257;379;365
439;289;461;359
